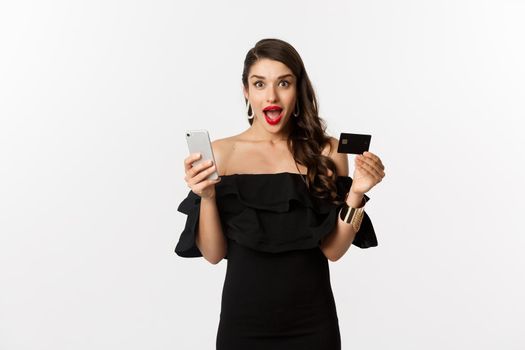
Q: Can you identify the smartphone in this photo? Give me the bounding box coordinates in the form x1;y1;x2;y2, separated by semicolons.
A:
185;130;219;180
337;133;372;154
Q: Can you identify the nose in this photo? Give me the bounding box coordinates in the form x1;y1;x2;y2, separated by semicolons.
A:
266;85;277;103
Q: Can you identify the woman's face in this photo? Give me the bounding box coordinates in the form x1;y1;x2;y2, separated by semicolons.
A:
243;58;297;133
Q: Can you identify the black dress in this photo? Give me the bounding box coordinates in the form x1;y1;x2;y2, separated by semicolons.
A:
175;173;377;350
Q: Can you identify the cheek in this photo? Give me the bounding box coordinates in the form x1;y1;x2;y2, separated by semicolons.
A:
250;90;265;102
284;91;297;106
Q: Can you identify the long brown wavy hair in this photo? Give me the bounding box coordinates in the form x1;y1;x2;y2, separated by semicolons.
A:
242;38;342;204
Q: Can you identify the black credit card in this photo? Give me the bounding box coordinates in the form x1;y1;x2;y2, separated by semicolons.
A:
337;133;372;154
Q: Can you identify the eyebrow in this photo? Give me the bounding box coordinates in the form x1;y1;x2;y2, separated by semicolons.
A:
249;74;294;80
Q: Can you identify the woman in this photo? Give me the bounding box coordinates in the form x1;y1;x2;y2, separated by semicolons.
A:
175;38;385;350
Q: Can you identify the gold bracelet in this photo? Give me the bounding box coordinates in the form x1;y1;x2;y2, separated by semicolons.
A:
339;198;366;231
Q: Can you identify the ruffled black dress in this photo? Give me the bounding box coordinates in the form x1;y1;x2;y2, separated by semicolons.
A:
175;173;377;350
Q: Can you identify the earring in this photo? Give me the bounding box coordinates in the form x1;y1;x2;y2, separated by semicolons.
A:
293;101;300;117
246;100;254;119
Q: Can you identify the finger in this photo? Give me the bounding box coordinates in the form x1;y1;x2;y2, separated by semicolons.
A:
356;156;384;179
362;152;385;171
356;163;383;183
191;176;221;195
184;153;201;167
356;160;381;177
185;158;209;182
189;164;217;185
363;152;385;170
185;160;211;183
204;177;222;187
361;154;385;175
188;159;214;179
184;153;202;171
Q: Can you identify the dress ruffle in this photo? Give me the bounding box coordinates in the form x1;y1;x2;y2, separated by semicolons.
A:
175;173;377;258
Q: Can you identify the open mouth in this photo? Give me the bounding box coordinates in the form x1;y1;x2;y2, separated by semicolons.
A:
263;107;283;125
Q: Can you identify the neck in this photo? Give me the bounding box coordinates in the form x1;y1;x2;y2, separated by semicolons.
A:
246;118;293;143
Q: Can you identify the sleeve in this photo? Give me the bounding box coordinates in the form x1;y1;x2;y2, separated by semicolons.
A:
174;191;203;258
336;177;378;249
351;206;378;248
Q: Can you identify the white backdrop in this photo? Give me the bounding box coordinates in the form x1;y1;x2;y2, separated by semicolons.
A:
1;1;524;349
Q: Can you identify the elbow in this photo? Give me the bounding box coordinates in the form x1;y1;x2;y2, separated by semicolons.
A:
320;245;342;262
206;256;223;265
203;250;227;265
327;254;341;263
196;234;227;265
325;247;352;262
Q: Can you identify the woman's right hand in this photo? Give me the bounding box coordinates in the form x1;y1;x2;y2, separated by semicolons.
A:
184;153;221;199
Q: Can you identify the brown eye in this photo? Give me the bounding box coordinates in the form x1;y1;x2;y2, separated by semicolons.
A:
280;80;290;87
254;81;264;88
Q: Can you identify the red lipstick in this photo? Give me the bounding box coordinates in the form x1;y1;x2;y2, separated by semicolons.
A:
263;105;283;126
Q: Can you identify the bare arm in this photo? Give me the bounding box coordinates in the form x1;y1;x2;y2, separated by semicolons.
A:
196;195;227;265
183;140;228;264
319;137;385;262
319;188;365;262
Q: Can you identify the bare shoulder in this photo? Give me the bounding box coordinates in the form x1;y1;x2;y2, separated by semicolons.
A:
322;136;348;177
211;136;237;176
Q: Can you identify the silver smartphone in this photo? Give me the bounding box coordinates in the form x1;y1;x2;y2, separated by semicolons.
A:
185;130;219;180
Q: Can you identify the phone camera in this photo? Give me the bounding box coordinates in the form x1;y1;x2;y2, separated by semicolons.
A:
186;133;190;137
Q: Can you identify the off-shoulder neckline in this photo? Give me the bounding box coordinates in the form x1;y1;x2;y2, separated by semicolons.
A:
220;172;306;178
219;172;351;179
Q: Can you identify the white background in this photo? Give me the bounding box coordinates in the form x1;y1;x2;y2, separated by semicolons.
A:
1;0;524;349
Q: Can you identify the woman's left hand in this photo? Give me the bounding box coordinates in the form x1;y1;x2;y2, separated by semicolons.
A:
350;151;386;195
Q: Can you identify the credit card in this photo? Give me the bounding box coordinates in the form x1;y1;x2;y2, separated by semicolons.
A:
337;133;372;154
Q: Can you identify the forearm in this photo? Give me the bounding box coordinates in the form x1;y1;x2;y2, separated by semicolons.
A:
196;196;227;264
319;189;365;262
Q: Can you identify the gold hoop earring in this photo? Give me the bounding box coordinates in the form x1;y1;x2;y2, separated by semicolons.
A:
246;100;254;119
